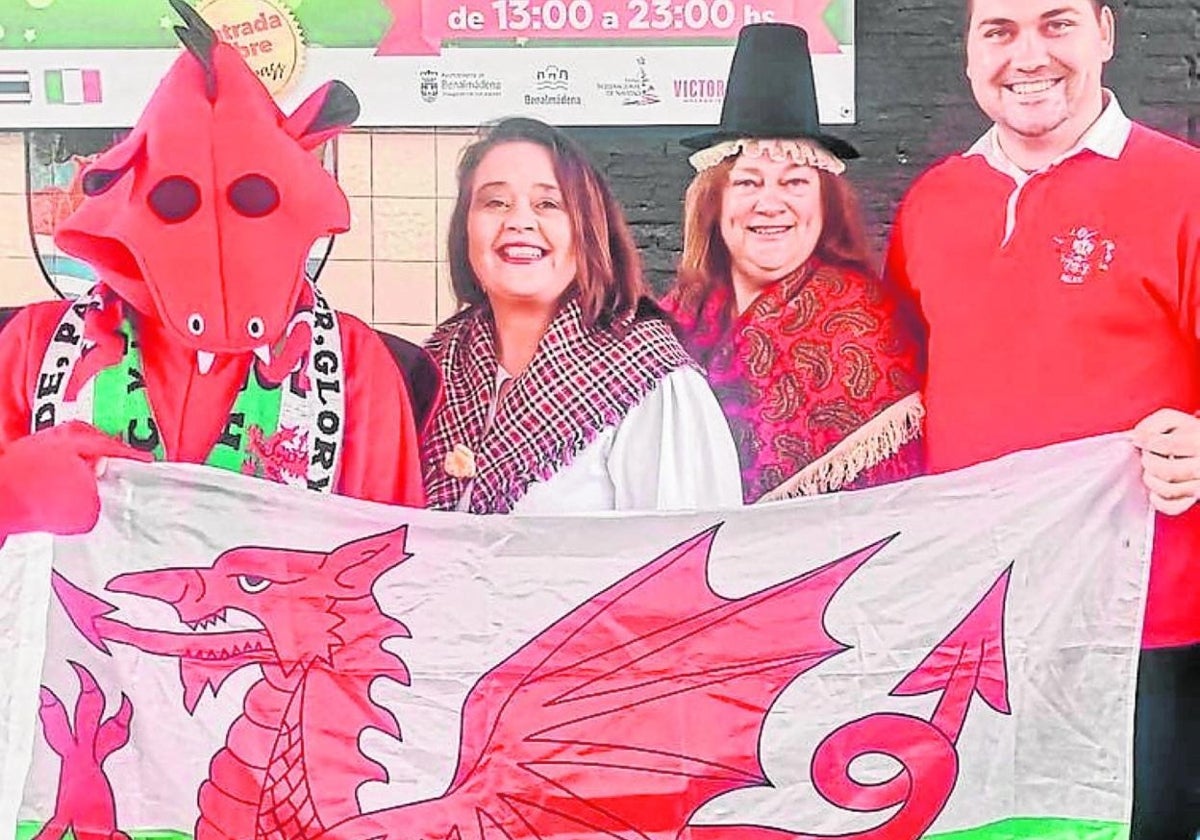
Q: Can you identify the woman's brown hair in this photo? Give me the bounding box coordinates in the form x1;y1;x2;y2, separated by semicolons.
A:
672;154;875;324
446;117;649;328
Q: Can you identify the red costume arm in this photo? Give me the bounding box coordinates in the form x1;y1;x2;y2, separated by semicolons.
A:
0;302;61;447
0;421;150;548
0;303;76;547
336;315;427;508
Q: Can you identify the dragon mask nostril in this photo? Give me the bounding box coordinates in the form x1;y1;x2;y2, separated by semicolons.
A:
247;317;265;339
187;313;205;336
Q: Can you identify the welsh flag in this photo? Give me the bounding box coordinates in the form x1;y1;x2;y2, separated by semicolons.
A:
0;435;1151;840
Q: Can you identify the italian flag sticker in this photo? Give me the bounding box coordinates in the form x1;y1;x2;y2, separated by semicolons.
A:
44;69;102;104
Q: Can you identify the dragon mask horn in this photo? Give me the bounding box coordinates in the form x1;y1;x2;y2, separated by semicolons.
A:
167;0;217;100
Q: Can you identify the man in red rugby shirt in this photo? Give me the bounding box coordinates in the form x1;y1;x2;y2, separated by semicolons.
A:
886;0;1200;836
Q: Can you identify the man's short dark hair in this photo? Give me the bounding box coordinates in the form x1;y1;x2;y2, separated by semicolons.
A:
966;0;1105;22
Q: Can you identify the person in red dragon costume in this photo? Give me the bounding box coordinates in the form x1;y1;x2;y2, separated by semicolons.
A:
0;0;432;548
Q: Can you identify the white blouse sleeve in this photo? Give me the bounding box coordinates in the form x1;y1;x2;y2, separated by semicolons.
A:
606;367;744;511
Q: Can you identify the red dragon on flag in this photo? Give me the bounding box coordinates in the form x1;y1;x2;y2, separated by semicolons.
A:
42;523;1011;840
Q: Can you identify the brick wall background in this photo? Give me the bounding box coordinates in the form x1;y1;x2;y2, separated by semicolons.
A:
569;0;1199;292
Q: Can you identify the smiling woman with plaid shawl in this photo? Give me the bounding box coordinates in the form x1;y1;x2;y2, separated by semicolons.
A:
421;118;742;514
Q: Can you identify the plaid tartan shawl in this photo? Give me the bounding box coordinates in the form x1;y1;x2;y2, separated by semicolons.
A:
422;299;696;513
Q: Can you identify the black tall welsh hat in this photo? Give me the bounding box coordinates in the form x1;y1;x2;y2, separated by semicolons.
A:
680;23;858;161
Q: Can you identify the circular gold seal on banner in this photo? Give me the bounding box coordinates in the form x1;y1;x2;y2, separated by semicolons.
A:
196;0;305;98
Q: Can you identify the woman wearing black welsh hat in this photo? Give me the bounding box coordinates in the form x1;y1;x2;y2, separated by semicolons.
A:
661;22;926;504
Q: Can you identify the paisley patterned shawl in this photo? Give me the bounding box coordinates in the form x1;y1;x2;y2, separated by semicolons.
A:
663;260;924;503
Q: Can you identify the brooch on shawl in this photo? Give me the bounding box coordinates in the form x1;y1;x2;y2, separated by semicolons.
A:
444;443;477;479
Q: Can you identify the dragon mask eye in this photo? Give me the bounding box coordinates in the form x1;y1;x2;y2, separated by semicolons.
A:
228;174;280;218
149;176;201;223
